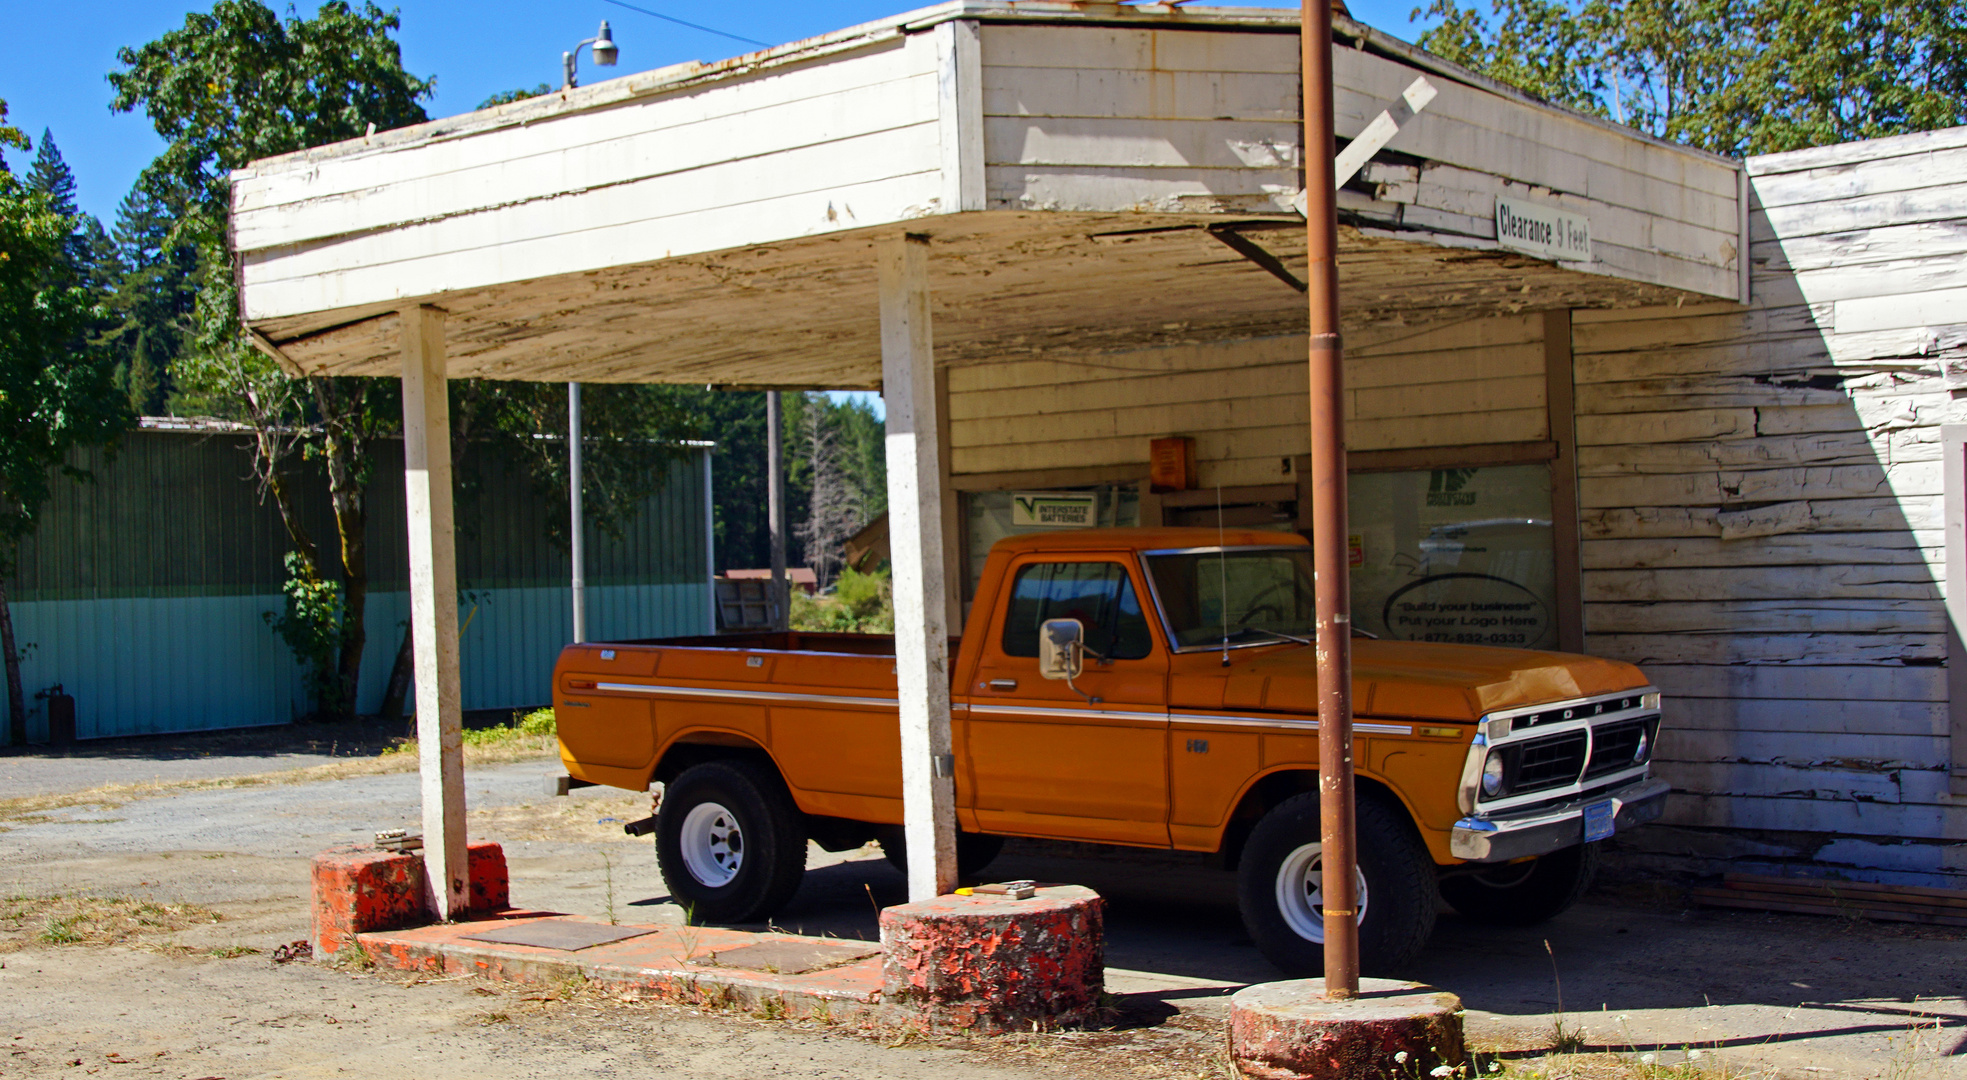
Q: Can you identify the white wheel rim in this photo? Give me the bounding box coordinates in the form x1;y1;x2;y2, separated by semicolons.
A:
1275;842;1369;943
678;801;744;887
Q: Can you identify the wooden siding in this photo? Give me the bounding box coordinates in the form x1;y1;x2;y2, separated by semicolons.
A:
233;27;944;323
948;314;1546;486
979;23;1741;298
1573;126;1967;859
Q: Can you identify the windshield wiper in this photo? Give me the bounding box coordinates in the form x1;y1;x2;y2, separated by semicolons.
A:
1229;626;1378;646
1235;627;1314;646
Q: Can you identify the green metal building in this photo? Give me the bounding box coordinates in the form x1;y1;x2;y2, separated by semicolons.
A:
4;423;713;741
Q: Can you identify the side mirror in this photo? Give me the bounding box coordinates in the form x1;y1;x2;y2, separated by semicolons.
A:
1038;618;1084;681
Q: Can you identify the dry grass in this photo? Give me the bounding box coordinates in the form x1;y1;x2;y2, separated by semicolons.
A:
0;893;223;953
1470;1031;1767;1080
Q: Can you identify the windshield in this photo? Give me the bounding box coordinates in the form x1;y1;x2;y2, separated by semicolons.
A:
1145;548;1317;650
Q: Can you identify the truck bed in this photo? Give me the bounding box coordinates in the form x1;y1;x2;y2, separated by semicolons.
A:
617;631;959;658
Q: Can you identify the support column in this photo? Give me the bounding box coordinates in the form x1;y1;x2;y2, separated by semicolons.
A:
569;382;586;644
767;390;789;631
1302;0;1360;997
399;304;467;921
880;233;958;901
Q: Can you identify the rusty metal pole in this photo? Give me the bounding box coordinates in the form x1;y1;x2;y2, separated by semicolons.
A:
1303;0;1360;999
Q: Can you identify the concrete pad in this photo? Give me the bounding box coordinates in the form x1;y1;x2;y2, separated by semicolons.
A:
358;913;886;1020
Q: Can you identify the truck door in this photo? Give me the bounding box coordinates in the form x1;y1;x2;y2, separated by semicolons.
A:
963;555;1170;846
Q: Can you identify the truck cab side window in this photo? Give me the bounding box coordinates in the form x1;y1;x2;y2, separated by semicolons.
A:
1001;562;1153;661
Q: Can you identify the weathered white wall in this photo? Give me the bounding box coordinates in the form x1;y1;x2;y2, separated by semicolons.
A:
233;28;946;322
1574;125;1967;880
979;22;1742;298
948;315;1547;485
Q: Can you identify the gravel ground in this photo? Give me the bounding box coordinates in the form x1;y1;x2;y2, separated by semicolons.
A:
3;731;1966;1079
0;720;408;799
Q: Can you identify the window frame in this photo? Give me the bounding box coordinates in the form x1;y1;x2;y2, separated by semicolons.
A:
990;554;1166;665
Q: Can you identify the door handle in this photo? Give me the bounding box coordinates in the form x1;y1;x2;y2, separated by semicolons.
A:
987;679;1018;691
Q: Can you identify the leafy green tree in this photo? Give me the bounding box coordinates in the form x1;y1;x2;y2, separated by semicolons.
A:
1415;0;1966;155
110;0;433;719
480;84;553;108
0;102;134;744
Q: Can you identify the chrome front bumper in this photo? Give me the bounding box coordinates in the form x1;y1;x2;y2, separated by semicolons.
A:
1450;776;1670;862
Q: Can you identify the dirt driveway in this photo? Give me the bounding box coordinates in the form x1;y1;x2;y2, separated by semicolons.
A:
3;731;1964;1079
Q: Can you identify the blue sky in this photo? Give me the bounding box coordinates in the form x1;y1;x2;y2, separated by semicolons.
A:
0;1;1437;417
0;0;1436;224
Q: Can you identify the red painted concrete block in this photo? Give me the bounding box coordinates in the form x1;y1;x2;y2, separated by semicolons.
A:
467;842;509;913
1229;978;1465;1080
310;841;511;957
311;845;427;958
879;885;1103;1033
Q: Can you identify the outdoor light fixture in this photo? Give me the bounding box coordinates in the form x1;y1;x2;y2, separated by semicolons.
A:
563;20;619;89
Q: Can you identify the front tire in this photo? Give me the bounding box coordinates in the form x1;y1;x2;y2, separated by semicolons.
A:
1440;843;1599;926
655;760;807;923
1237;791;1438;976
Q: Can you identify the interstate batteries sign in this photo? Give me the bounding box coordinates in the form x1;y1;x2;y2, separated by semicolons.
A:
1012;492;1099;527
1494;196;1592;262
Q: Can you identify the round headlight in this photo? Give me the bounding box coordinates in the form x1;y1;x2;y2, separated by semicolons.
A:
1633;728;1651;763
1481;752;1507;797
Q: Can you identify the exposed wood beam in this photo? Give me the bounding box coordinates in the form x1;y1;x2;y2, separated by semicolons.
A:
1206;226;1308;294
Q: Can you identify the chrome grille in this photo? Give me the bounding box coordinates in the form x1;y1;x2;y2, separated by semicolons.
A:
1513;731;1588;793
1584;718;1653;778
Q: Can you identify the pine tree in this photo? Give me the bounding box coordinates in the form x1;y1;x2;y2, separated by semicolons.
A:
101;183;195;416
27;131;77;216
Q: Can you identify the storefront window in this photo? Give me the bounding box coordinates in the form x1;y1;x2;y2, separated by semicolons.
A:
1347;464;1556;649
964;487;1140;601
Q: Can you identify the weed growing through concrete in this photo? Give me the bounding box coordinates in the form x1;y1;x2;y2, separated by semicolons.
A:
676;903;703;963
553;972;590;1001
329;943;375;971
753;995;788;1021
601;850;618;925
1542;939;1587;1052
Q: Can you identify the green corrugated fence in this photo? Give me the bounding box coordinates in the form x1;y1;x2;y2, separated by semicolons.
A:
3;428;712;741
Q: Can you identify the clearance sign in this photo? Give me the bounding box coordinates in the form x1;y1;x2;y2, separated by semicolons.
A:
1011;492;1099;527
1494;196;1592;263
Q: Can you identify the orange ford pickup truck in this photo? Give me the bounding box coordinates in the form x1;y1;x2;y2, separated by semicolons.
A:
550;527;1667;973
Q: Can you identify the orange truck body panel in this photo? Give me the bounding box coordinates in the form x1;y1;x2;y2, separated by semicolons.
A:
552;527;1653;865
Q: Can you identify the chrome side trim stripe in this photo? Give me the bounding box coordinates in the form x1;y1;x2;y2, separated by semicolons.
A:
594;682;898;709
967;704;1168;723
587;681;1414;735
1171;713;1413;735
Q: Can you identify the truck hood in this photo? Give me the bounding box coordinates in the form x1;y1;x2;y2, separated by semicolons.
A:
1229;639;1650;722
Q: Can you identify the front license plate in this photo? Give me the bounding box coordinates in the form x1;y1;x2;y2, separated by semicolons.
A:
1583;799;1616;842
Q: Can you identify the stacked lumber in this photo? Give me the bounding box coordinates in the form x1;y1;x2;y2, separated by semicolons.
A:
1690;873;1967;928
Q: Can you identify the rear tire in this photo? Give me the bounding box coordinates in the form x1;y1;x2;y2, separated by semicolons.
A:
1236;791;1438;976
1440;842;1599;926
655;760;807;923
880;831;1007;878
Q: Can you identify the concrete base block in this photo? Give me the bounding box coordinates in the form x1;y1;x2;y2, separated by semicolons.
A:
310;841;510;957
1229;978;1465;1080
879;885;1103;1032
